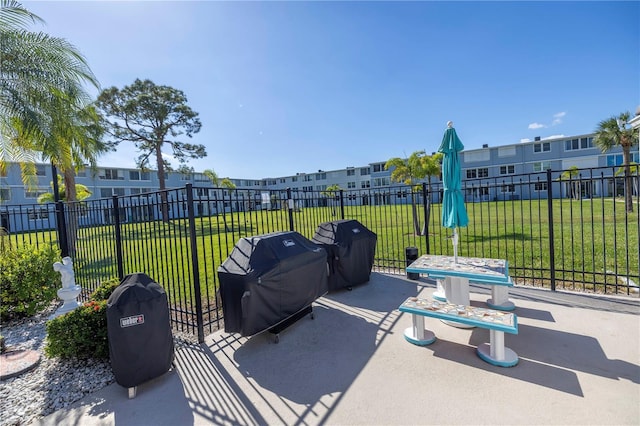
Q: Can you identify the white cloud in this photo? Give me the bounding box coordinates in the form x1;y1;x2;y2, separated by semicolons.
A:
552;112;566;126
528;122;545;129
520;138;531;143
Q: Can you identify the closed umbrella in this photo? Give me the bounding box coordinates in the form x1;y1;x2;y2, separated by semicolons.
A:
438;121;469;262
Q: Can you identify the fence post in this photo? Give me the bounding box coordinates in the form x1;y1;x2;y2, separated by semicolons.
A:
422;183;430;254
546;170;556;291
186;184;205;343
112;195;124;281
287;188;295;232
55;201;69;258
50;163;69;257
339;189;345;219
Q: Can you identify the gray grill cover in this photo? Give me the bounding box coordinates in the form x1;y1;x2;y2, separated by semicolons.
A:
217;231;328;336
106;273;174;388
312;219;377;291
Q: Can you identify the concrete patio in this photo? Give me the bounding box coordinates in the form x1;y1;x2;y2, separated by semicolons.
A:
36;272;640;425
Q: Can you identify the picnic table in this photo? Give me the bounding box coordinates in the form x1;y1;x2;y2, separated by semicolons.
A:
406;255;515;313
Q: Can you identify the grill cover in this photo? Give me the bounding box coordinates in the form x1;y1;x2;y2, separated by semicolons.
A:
218;231;328;336
312;219;377;291
106;273;174;388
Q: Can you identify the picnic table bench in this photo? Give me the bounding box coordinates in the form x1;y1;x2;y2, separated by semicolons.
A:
399;296;519;367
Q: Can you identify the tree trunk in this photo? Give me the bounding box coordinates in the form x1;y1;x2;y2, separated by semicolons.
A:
410;190;420;236
622;146;634;213
63;168;78;256
156;143;170;222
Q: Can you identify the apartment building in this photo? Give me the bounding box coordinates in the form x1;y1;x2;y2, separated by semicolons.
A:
1;132;638;210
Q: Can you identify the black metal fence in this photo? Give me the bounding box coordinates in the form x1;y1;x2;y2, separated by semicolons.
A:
1;165;638;342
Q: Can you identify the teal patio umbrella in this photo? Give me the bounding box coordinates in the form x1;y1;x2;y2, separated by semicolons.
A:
438;121;469;262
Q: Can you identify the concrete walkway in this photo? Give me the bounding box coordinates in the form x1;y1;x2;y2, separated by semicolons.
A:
35;273;640;425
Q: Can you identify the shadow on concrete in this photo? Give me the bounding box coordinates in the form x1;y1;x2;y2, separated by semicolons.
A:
178;340;267;425
422;338;585;397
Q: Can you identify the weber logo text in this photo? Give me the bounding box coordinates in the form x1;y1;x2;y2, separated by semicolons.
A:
120;315;145;328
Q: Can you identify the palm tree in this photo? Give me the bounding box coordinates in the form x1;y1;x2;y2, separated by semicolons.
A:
37;174;92;203
0;1;99;184
557;166;581;200
203;169;236;230
420;152;443;234
321;184;342;216
594;111;639;212
385;151;429;235
614;162;639;199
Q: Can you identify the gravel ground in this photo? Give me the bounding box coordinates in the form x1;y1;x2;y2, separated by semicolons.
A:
0;302;200;426
0;304;114;426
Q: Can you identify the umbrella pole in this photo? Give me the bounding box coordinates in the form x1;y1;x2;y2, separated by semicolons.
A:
453;227;459;263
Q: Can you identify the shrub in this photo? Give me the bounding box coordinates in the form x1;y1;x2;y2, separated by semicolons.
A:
0;244;61;321
45;278;120;359
89;277;120;302
45;300;109;359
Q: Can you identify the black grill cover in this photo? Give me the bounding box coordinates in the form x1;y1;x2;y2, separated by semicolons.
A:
217;231;328;336
107;273;174;388
312;219;377;291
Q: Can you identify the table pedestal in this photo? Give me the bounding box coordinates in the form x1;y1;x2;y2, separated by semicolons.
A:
486;285;516;311
403;313;436;345
441;276;474;329
476;330;519;367
432;279;447;302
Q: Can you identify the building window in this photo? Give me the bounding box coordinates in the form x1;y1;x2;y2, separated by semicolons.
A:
35;164;46;176
361;181;370;189
534;182;548;192
315;173;326;180
130;170;150;181
500;184;515;193
291;176;298;182
347;168;355;176
0;188;11;201
347;181;356;189
303;175;312;182
534;142;551;153
498;146;516;157
565;137;594;151
24;189;46;199
193;173;209;182
466;168;488;179
180;173;191;181
280;178;286;183
316;185;326;191
360;167;370;176
101;168;122;180
373;177;389;187
608;153;639;166
27;208;49;220
302;186;313;192
499;165;515;175
372;163;384;173
533;162;552;172
76;168;86;177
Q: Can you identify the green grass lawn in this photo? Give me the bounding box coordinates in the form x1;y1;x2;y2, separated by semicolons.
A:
5;197;639;305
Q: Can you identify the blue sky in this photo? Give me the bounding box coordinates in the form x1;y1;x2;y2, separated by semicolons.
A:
25;1;640;180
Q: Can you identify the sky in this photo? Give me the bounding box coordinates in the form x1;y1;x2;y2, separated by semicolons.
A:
23;1;640;180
